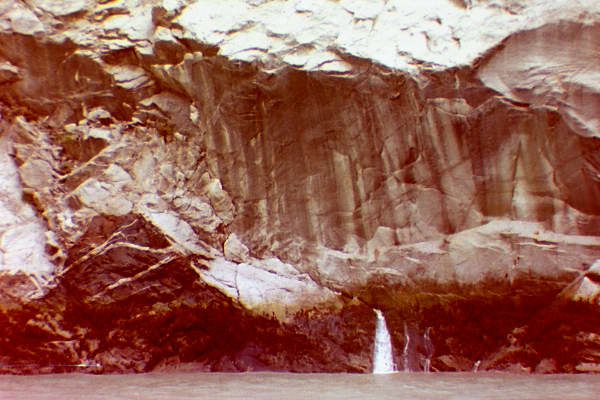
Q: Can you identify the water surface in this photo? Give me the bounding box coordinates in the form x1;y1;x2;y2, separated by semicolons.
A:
1;372;598;400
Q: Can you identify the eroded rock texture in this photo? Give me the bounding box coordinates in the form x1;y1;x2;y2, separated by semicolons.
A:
1;0;600;373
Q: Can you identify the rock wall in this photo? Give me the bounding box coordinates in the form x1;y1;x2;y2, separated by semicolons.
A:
1;0;600;373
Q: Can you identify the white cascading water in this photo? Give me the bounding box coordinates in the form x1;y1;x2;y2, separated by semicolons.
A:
372;309;396;374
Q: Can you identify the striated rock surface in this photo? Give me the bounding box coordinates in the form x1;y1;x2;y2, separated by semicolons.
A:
1;0;600;373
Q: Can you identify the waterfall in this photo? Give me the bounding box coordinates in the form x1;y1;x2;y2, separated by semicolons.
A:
373;309;396;374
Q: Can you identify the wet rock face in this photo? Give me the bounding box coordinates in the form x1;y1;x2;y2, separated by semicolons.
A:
1;0;600;373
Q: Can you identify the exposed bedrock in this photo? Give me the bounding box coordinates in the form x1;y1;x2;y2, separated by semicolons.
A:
1;0;600;373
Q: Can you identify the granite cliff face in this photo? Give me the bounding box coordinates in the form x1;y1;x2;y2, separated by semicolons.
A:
1;0;600;373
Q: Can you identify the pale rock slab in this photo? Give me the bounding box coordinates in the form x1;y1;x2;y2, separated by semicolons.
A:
562;260;600;305
0;137;54;279
199;256;337;318
137;204;210;255
74;178;133;216
173;196;223;232
224;233;249;263
0;61;20;83
477;22;600;138
34;0;93;17
0;3;44;34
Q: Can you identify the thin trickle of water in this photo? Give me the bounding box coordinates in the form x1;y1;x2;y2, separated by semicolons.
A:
472;360;481;372
423;327;433;373
402;323;434;372
372;309;396;374
423;358;431;373
402;321;410;372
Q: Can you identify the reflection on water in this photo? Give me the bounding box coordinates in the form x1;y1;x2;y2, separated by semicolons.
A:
1;372;599;400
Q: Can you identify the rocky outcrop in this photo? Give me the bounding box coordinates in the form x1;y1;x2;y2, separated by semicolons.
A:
1;0;600;373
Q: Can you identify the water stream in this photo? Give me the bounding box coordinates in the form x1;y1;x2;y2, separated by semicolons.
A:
372;309;396;374
403;321;410;372
423;327;433;373
402;322;435;372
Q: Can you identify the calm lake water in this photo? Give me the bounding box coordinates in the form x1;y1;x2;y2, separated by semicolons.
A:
1;372;598;400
